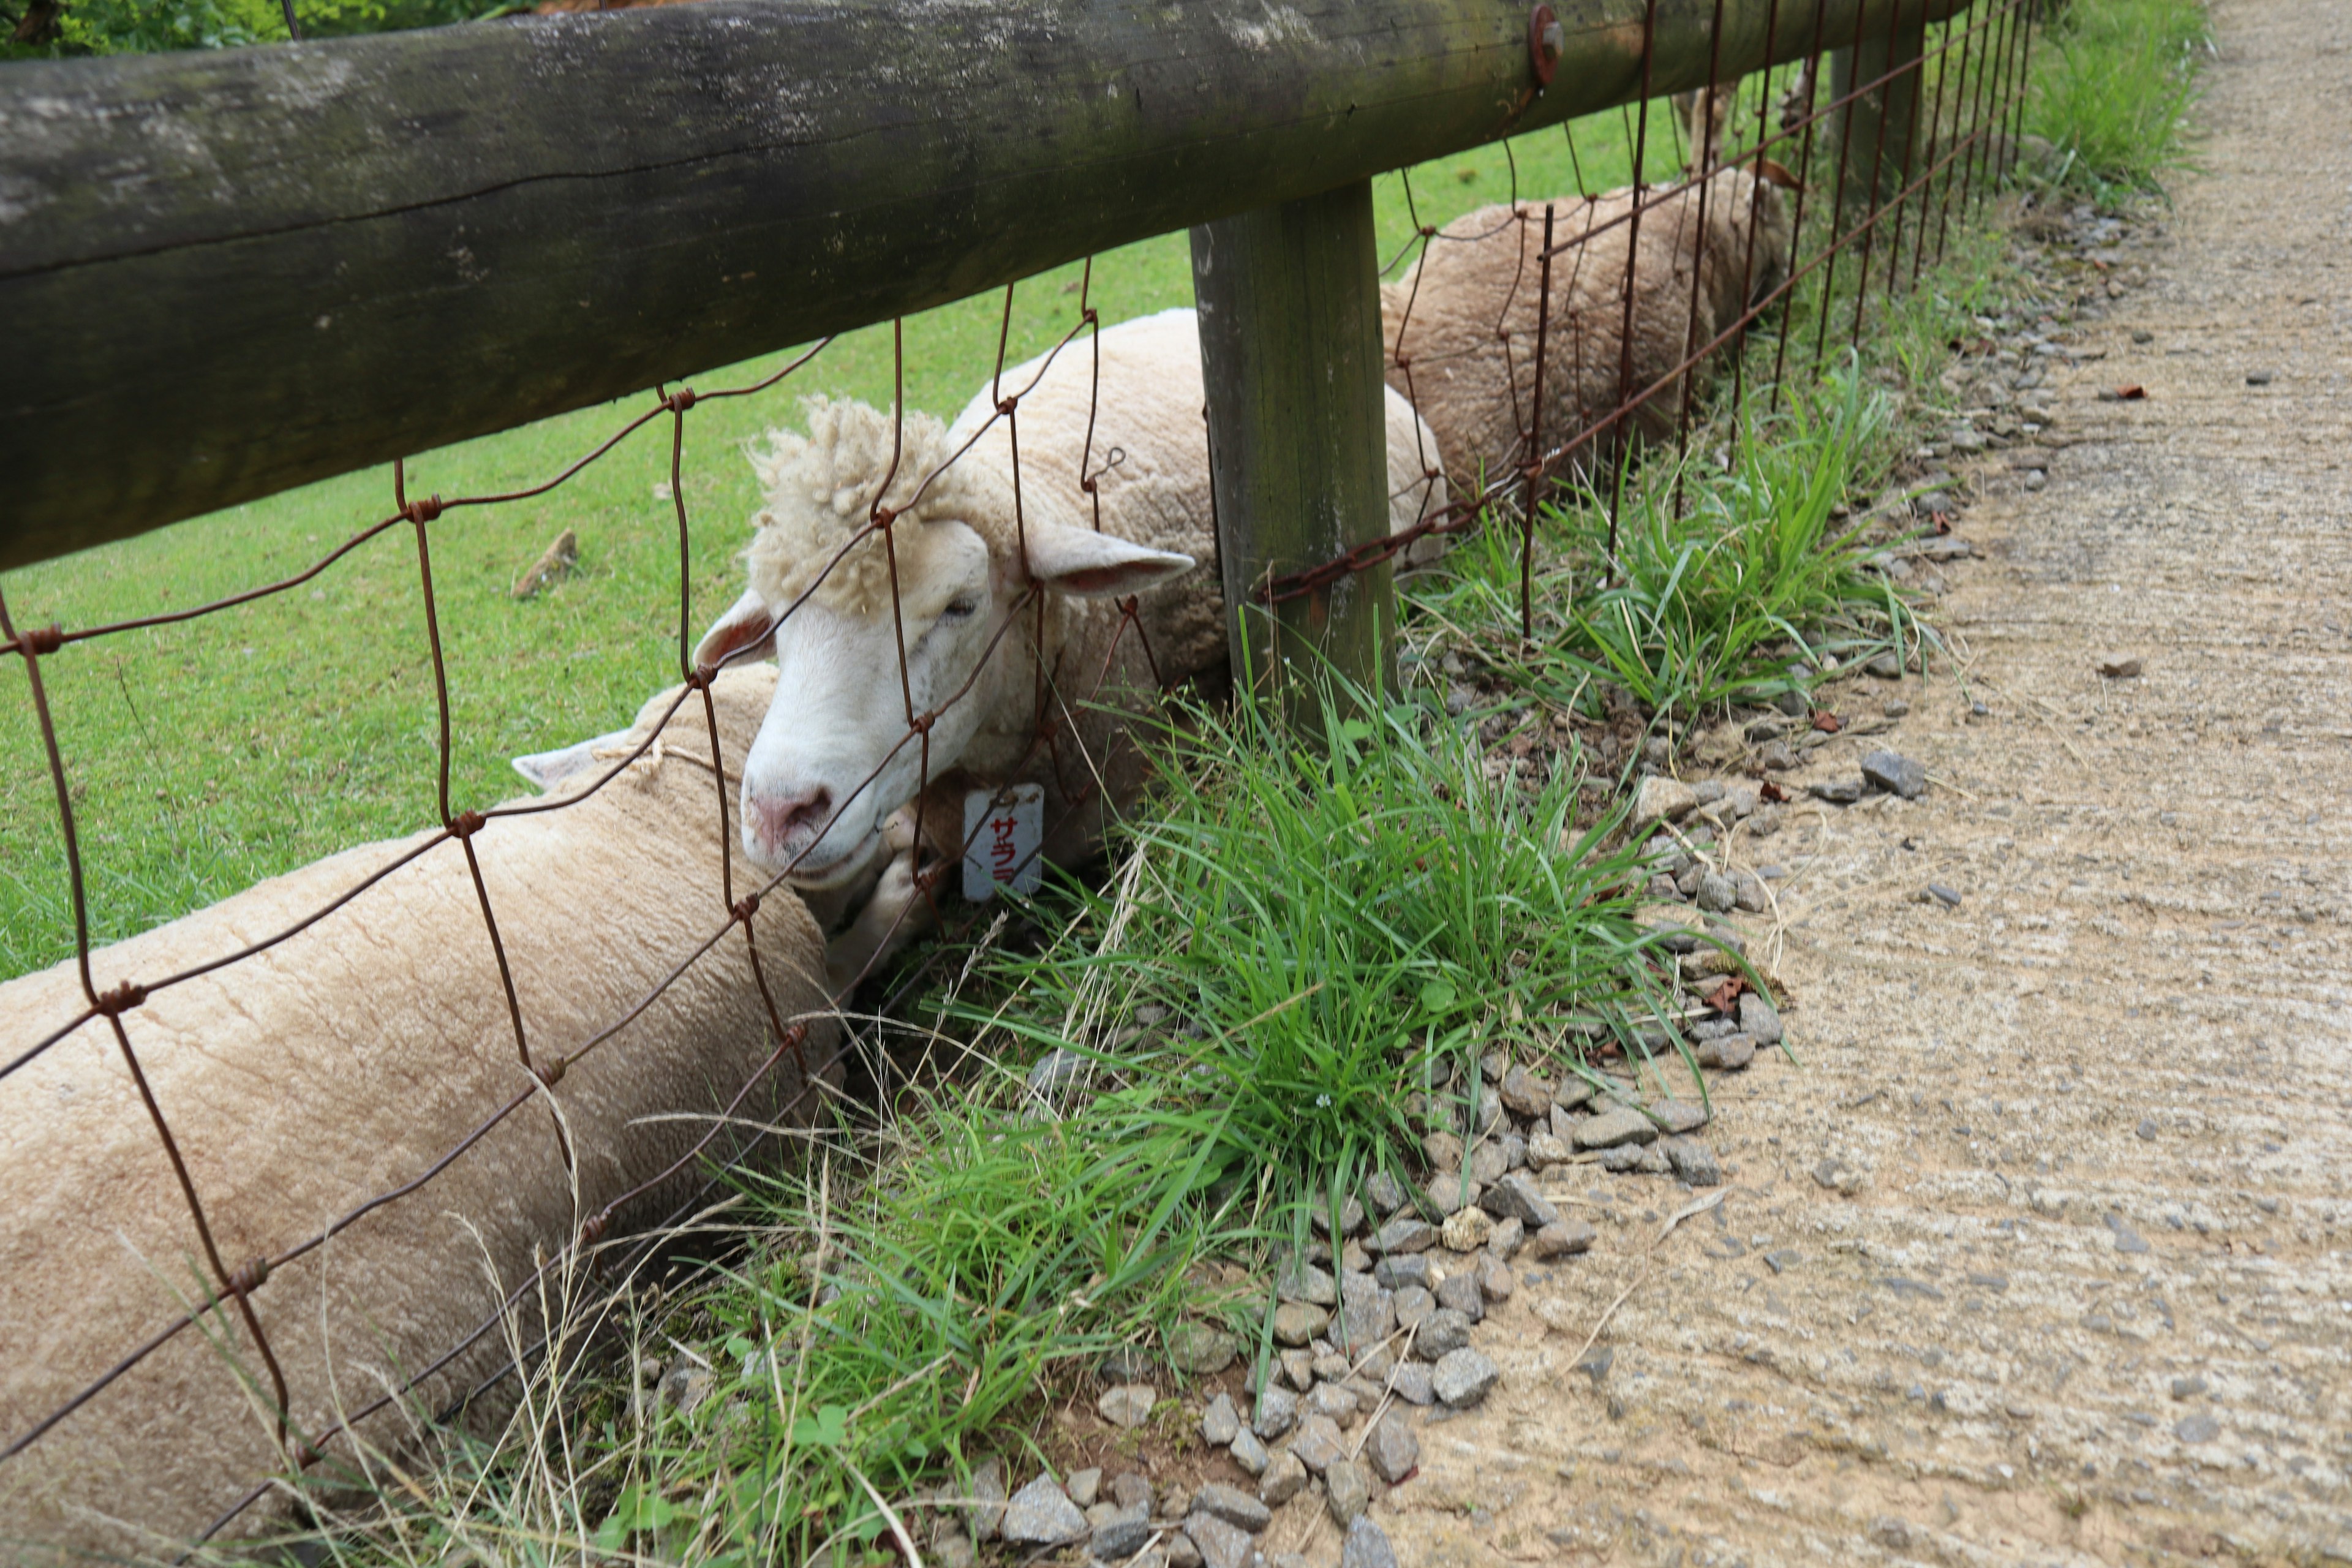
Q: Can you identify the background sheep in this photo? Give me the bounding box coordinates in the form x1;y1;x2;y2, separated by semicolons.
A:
689;306;1446;978
0;666;834;1562
1382;155;1795;495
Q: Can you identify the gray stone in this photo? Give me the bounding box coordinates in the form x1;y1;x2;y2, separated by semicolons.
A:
1276;1257;1338;1308
1258;1447;1308;1506
1389;1360;1435;1406
1661;1136;1722;1187
1739;993;1784;1046
1392;1285;1436;1330
1573;1107;1657;1150
1183;1512;1256;1568
1092;1503;1153;1561
1311;1352;1351;1384
1423;1130;1463;1171
1252;1382;1298;1440
1695;1034;1755;1070
1191;1483;1271;1534
1487;1215;1525;1259
1167;1322;1237;1375
1356;1343;1396;1384
1423;1170;1480;1217
1695;870;1738;913
1480;1170;1561;1227
1631;775;1698;830
1808;777;1864;805
1525;1131;1572;1170
1466;1139;1510;1186
1002;1475;1088;1546
1926;881;1963;907
1307;1382;1360;1425
1026;1047;1087;1099
1287;1413;1346;1472
1278;1348;1316;1391
1860;750;1929;800
1363;1168;1408;1215
1373;1253;1431;1291
1415;1308;1472;1359
933;1525;976;1568
1370;1216;1437;1255
2098;653;2144;679
1434;1270;1483;1322
2175;1413;2220;1444
1498;1064;1553;1120
1069;1467;1102;1508
1553;1076;1597;1112
1336;1286;1395;1352
1270;1303;1329;1347
1110;1472;1153;1512
1864;652;1904;680
1229;1427;1270;1476
1099;1384;1156;1429
2106;1213;2152;1254
1731;870;1768;913
1476;1253;1516;1302
1323;1460;1369;1526
1362;1412;1421;1483
1200;1393;1240;1446
1529;1219;1598;1259
1432;1348;1501;1408
968;1457;1007;1542
1651;1099;1709;1135
1338;1237;1373;1275
1310;1196;1366;1237
1165;1530;1205;1568
1883;697;1912;717
1341;1515;1401;1568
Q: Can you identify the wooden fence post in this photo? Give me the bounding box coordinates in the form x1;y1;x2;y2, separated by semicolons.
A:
1832;0;1931;217
1190;179;1393;726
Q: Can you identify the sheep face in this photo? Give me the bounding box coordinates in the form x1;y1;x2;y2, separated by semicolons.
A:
695;510;1191;888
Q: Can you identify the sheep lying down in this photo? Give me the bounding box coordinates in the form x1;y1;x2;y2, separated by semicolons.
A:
677;306;1449;985
0;666;834;1562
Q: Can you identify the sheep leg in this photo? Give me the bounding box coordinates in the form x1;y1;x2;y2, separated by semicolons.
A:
824;846;938;999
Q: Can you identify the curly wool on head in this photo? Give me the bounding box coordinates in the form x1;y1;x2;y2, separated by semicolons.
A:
742;397;1003;618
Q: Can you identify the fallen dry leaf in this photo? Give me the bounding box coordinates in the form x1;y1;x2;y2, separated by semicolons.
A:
1811;712;1843;734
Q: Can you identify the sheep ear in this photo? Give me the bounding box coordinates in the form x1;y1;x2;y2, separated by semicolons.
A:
1022;521;1197;598
1752;157;1802;192
693;589;781;673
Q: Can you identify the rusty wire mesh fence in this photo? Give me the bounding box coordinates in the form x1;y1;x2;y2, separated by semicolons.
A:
0;0;2030;1552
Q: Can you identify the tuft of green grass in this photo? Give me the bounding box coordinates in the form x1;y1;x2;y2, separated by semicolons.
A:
2026;0;2209;199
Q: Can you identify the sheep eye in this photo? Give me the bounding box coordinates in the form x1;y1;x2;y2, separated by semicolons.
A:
940;597;980;620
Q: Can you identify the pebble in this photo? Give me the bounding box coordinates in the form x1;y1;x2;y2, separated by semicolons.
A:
1069;1467;1102;1508
1883;697;1911;718
1191;1483;1272;1534
968;1457;1007;1541
1363;1168;1408;1214
1695;1033;1755;1069
1165;1531;1205;1568
1423;1170;1480;1217
1371;1216;1436;1254
1230;1426;1270;1476
1363;1411;1421;1483
1416;1308;1473;1359
1466;1140;1510;1185
1324;1460;1370;1526
1651;1098;1709;1135
1530;1219;1598;1259
1253;1383;1299;1440
1661;1135;1722;1187
1574;1107;1657;1150
1393;1285;1436;1330
2171;1374;2206;1400
1389;1360;1436;1406
1307;1382;1360;1425
1287;1413;1346;1473
1343;1515;1400;1568
1111;1472;1153;1512
1001;1476;1088;1546
1926;882;1963;907
1860;749;1929;800
1739;993;1785;1046
1632;775;1700;829
1487;1216;1525;1259
1374;1253;1431;1291
1441;1205;1494;1252
2106;1213;2152;1254
2245;370;2274;386
1259;1447;1308;1506
1481;1170;1561;1227
1201;1394;1240;1446
1025;1047;1087;1099
2176;1413;2220;1443
1312;1351;1351;1384
1278;1348;1316;1390
1337;1286;1395;1352
1099;1384;1156;1429
2024;469;2047;491
1167;1323;1237;1375
1499;1063;1553;1119
1525;1130;1572;1170
1432;1348;1500;1408
1276;1258;1338;1308
1091;1506;1152;1562
1554;1074;1597;1110
2097;654;2143;679
1311;1196;1367;1237
1694;870;1737;913
1183;1512;1256;1568
1434;1270;1484;1322
1865;652;1904;680
1270;1303;1329;1347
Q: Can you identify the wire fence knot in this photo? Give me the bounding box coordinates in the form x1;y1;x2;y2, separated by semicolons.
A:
533;1058;567;1089
663;387;697;413
225;1257;269;1297
579;1212;610;1248
872;505;897;530
731;895;761;925
997;396;1018;418
401;495;443;526
449;809;487;839
94;979;148;1016
9;623;64;659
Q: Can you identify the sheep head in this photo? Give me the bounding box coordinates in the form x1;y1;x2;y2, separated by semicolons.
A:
693;396;1195;886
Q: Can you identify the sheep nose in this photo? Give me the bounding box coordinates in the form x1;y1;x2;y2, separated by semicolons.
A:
750;787;833;850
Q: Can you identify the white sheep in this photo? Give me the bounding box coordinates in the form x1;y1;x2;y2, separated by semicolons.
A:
1382;149;1796;495
688;306;1446;978
0;666;834;1562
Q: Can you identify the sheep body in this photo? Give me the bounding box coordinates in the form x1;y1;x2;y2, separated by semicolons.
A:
0;667;833;1562
1382;165;1791;492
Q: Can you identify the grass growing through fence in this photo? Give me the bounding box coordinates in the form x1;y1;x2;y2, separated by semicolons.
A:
2026;0;2211;199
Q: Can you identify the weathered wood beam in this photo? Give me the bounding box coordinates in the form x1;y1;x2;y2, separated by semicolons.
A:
0;0;1966;571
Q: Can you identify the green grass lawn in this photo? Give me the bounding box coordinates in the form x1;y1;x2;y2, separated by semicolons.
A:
0;99;1727;981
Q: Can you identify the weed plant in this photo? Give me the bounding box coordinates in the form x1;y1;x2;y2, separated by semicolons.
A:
2026;0;2210;199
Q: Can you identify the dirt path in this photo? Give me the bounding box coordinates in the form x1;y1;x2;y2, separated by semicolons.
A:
1358;5;2352;1564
